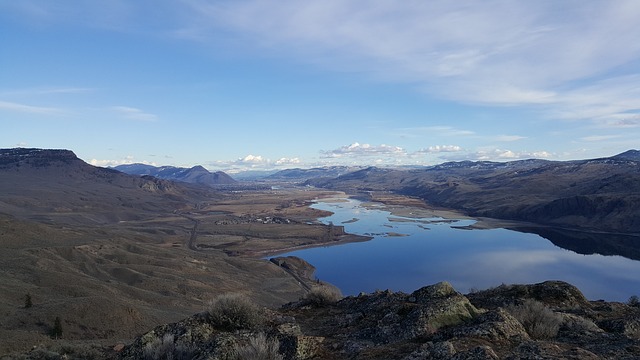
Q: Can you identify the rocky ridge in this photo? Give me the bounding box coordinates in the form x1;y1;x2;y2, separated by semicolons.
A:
33;280;635;360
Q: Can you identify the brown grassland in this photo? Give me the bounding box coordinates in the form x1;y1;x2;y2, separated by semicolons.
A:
0;181;362;355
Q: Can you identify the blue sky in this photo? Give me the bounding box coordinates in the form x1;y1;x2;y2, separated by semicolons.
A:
2;1;639;172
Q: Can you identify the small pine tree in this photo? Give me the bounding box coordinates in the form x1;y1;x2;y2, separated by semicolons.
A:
51;316;63;339
24;293;32;308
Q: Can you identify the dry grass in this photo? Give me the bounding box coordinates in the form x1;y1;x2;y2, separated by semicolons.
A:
304;286;343;306
143;334;195;360
208;294;264;330
233;333;283;360
505;299;563;339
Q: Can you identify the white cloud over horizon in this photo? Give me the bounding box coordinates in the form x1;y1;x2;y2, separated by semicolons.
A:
442;148;554;162
320;142;406;158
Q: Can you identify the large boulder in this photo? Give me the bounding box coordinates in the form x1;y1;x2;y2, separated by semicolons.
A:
467;281;590;309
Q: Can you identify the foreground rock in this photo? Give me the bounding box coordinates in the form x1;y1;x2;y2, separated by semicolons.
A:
16;281;640;359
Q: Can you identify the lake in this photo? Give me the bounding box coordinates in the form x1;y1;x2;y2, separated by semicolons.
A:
277;198;640;302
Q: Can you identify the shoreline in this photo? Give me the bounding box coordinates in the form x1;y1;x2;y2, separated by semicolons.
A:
243;233;373;258
240;191;560;261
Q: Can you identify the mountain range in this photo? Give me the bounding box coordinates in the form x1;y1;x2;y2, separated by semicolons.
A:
306;150;640;234
114;163;236;185
2;147;640;358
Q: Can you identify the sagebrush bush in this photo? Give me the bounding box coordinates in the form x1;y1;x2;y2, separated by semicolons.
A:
208;293;263;330
506;299;563;339
304;286;343;306
143;333;194;360
233;333;283;360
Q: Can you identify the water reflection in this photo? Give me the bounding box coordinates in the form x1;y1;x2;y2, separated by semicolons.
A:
278;199;640;302
512;227;640;261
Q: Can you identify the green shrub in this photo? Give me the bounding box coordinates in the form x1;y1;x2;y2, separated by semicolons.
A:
304;286;343;306
208;294;263;330
51;316;63;339
628;295;640;307
505;299;563;339
24;293;33;308
233;333;283;360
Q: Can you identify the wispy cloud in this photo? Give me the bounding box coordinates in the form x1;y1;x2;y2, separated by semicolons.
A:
0;100;64;115
320;142;406;158
0;87;94;97
581;135;622;142
180;1;640;123
0;1;137;30
6;2;640;125
396;126;475;138
495;135;526;142
111;106;158;122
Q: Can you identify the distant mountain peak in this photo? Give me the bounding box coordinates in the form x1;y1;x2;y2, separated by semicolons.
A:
613;149;640;161
114;163;236;185
189;165;208;173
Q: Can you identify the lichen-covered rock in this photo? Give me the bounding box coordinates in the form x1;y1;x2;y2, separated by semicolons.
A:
331;281;481;347
279;335;325;359
442;308;530;344
467;281;590;309
406;282;481;332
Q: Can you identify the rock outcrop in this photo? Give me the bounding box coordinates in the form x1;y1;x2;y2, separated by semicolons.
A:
110;281;640;359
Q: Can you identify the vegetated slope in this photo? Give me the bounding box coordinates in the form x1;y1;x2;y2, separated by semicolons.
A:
307;150;640;234
0;148;306;355
114;163;236;186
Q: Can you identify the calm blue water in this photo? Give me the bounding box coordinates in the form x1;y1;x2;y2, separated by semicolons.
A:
278;199;640;302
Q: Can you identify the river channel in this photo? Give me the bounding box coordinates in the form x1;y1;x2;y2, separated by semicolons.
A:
278;198;640;302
